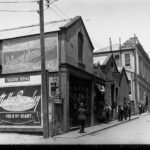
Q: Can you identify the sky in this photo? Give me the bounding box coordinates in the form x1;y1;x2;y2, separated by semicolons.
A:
0;0;150;55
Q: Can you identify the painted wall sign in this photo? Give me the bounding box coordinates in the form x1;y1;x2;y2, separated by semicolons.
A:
0;85;42;126
5;76;30;83
2;33;58;74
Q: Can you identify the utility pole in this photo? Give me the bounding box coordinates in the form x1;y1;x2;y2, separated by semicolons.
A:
39;0;49;138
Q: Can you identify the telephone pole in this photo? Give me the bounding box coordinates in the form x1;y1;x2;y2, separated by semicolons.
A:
39;0;49;138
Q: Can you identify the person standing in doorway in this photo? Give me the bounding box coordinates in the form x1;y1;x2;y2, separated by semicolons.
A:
77;102;87;133
138;104;142;115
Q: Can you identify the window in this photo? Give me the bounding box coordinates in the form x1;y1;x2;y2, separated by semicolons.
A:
125;54;130;66
78;32;84;63
128;80;131;94
114;55;119;66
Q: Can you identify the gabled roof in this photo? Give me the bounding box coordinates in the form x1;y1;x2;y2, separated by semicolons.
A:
94;44;120;53
93;62;105;80
119;67;129;86
0;16;94;50
0;19;71;40
93;54;112;66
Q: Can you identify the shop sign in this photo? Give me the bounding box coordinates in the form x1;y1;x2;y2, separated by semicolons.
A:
2;33;58;74
5;76;30;83
0;85;42;126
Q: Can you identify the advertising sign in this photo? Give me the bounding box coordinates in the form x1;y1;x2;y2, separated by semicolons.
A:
0;85;42;126
2;33;58;74
0;75;43;128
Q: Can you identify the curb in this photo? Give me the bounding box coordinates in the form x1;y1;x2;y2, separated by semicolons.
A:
75;116;140;138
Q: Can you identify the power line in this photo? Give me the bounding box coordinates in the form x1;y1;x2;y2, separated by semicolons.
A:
0;9;38;12
0;18;71;32
52;3;69;19
49;7;64;20
0;0;38;3
91;37;103;49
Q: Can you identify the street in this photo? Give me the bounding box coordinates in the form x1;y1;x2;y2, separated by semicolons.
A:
0;113;149;145
51;113;150;145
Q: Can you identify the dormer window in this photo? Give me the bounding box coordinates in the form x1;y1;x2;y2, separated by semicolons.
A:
78;32;84;63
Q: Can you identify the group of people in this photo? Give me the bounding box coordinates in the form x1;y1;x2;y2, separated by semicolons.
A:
118;103;131;121
76;102;132;134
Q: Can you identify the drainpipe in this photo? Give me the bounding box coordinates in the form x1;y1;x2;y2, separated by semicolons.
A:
134;34;138;114
119;37;122;67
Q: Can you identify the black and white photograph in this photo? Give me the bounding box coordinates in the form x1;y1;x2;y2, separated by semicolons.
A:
0;0;150;146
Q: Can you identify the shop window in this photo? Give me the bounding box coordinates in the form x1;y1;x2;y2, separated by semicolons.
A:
125;54;130;66
78;32;84;63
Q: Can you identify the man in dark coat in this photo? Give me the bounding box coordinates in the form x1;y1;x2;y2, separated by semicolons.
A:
128;103;131;119
123;103;128;120
118;105;123;121
104;104;111;123
77;102;87;133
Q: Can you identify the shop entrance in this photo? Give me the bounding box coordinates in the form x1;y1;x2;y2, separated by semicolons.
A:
69;75;91;128
111;84;114;118
93;84;105;123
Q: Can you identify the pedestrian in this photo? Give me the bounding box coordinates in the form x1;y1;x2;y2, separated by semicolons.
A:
128;103;131;119
123;103;128;120
77;102;87;133
120;105;124;121
138;104;142;115
104;104;111;123
118;105;123;121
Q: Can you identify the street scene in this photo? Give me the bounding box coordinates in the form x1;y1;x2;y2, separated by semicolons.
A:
0;112;148;144
0;0;150;146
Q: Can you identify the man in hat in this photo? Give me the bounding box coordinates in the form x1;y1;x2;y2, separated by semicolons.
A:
77;102;87;133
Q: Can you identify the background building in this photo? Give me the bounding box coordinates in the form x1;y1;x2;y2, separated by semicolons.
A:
94;54;130;119
94;36;150;114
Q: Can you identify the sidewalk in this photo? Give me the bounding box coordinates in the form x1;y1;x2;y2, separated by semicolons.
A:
0;112;148;144
54;112;149;139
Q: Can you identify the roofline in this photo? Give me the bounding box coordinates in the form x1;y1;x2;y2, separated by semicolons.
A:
0;30;58;41
60;16;94;50
93;48;134;55
0;18;71;40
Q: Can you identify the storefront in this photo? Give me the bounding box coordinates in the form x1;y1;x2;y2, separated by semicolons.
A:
93;83;105;123
69;75;91;128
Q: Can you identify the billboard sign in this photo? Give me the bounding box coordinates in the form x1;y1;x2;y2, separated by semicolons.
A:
2;33;58;74
0;75;43;128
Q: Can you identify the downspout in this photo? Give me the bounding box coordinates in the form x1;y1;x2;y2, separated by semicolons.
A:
134;34;138;113
119;37;122;67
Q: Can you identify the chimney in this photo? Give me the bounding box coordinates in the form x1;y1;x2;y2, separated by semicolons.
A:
109;38;112;51
119;37;122;50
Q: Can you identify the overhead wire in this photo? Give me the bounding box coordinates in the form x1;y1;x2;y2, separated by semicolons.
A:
52;3;69;19
0;0;38;3
47;6;64;20
0;9;38;12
